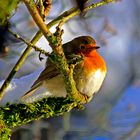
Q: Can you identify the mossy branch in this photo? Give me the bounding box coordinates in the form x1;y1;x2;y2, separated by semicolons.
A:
0;97;78;139
1;97;78;128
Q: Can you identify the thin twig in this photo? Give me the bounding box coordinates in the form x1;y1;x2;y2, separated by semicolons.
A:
85;0;115;11
39;0;45;18
8;29;50;57
23;0;52;38
0;31;42;100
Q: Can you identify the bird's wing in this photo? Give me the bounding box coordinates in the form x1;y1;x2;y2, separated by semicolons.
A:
21;52;82;100
32;64;60;86
21;64;60;100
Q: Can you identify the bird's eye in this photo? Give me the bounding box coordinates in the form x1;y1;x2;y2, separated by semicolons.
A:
80;45;86;50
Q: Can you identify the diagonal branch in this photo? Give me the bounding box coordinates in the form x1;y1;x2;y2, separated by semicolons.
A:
23;0;81;102
8;29;50;57
23;0;52;39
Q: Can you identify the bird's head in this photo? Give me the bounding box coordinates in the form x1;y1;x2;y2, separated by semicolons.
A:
63;36;100;56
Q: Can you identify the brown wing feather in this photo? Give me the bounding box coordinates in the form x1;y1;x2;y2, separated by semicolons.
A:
21;64;60;100
32;65;59;86
21;82;42;100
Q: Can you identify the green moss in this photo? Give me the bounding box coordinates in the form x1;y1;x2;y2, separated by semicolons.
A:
0;97;77;128
0;118;11;140
0;96;84;140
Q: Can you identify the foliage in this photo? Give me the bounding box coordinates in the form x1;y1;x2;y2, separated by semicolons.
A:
0;0;19;25
0;117;11;140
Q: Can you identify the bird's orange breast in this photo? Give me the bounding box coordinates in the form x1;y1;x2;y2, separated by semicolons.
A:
73;51;107;97
82;51;106;75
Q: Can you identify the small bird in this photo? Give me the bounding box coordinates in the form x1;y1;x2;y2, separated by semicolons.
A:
22;36;107;100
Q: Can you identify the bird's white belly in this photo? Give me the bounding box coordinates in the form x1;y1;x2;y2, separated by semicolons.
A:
44;69;106;97
44;75;67;97
76;69;106;97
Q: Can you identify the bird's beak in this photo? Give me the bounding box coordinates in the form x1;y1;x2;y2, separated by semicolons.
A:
95;46;100;49
87;44;100;50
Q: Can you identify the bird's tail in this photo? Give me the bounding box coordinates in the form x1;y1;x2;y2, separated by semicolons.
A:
21;83;42;100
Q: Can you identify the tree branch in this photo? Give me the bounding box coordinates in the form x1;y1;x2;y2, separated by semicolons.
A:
8;29;50;57
0;31;42;100
0;97;79;139
0;97;78;128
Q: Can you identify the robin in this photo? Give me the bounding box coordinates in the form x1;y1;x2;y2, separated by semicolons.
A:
21;36;107;100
